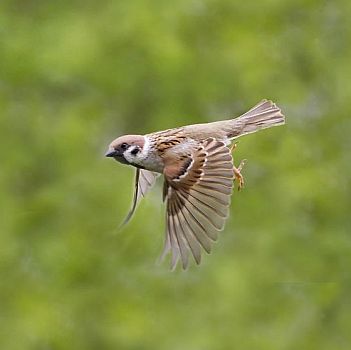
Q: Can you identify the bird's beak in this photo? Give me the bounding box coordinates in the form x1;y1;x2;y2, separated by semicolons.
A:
105;148;129;164
105;149;118;157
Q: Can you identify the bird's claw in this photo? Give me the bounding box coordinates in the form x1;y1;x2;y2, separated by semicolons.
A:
230;142;245;191
230;142;238;152
234;159;245;191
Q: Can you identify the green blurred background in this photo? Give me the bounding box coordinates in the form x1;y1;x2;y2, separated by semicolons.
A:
1;0;350;349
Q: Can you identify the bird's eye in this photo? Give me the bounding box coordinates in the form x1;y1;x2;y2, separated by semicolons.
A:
131;147;140;155
120;143;128;150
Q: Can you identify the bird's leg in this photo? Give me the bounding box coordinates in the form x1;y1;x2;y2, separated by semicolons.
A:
229;142;237;152
230;142;245;191
234;160;245;191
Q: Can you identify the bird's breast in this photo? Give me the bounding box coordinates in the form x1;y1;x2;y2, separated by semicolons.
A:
137;152;164;173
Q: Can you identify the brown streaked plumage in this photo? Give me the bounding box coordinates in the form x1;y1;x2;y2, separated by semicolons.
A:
162;138;234;269
105;99;286;269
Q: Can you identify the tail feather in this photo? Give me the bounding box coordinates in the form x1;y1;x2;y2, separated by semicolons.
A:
228;99;285;139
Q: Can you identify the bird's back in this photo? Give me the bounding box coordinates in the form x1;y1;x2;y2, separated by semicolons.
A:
182;99;285;143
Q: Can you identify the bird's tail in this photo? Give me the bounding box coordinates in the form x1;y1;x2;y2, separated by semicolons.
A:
228;99;285;139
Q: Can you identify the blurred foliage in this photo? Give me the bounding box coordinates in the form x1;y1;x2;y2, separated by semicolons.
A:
1;0;351;349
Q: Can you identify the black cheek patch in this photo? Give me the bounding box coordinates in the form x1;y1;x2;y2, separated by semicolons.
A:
131;147;140;155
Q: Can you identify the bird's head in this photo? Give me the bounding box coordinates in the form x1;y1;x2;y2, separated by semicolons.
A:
105;135;146;166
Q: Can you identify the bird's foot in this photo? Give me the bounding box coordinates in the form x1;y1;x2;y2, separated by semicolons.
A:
230;142;245;191
234;159;246;191
230;142;238;152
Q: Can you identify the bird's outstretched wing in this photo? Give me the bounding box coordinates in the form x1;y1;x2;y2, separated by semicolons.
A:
162;138;234;269
120;169;159;227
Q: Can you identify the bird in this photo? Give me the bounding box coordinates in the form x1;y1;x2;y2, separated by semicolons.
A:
105;99;285;269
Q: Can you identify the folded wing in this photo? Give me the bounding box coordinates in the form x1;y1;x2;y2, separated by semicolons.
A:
120;169;159;227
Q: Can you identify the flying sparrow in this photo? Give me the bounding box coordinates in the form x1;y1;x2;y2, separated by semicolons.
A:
105;99;285;269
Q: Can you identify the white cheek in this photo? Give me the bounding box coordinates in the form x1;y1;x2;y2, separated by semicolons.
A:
124;144;147;165
123;150;134;164
123;137;161;171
